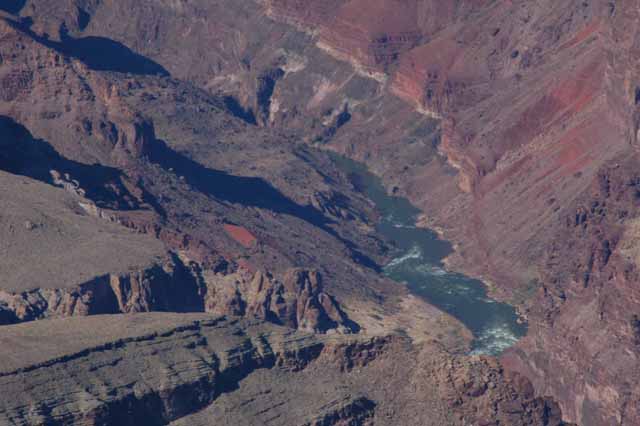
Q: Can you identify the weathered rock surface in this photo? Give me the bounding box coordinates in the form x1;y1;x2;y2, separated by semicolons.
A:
201;267;352;333
0;315;341;425
236;2;640;424
0;12;381;336
0;247;354;334
0;168;164;294
0;255;203;324
1;0;627;424
0;314;566;426
503;156;640;426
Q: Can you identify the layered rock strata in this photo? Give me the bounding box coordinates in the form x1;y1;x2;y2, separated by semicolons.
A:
0;314;567;426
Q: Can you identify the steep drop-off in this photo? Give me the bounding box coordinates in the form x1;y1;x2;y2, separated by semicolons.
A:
3;0;635;424
0;314;566;426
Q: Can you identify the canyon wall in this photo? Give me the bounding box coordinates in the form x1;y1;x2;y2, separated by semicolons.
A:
256;1;640;424
0;314;566;426
4;0;638;423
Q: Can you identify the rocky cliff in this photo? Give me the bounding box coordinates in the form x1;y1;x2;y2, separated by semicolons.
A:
251;1;640;423
0;314;566;426
0;0;626;424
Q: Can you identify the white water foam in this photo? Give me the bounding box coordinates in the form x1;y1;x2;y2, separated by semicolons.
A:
470;322;520;356
414;264;448;277
385;212;414;229
384;245;423;270
431;266;448;276
385;212;398;223
428;266;448;276
392;222;413;229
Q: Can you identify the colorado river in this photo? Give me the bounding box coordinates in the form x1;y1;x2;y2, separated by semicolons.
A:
332;155;526;355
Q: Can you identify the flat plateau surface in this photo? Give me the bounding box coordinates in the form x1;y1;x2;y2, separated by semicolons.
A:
0;171;164;292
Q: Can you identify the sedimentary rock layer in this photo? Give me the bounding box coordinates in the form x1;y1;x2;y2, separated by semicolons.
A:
2;0;632;423
0;314;566;426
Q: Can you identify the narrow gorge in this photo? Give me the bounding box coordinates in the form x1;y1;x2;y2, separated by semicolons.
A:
332;154;527;356
2;0;639;425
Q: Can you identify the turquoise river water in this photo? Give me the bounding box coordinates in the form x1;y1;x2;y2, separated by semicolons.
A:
332;155;526;355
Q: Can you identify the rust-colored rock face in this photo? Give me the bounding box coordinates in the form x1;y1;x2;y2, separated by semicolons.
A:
223;223;258;248
501;158;640;426
3;0;640;424
266;0;490;75
256;1;640;424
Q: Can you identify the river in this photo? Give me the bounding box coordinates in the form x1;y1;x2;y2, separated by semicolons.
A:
332;154;526;356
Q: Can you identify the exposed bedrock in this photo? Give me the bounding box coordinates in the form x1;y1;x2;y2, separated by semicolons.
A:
256;67;285;125
0;17;157;170
0;255;201;325
202;266;353;333
1;1;625;423
0;255;354;334
503;157;640;426
255;2;640;424
0;17;367;336
0;314;567;426
264;0;490;73
0;316;367;426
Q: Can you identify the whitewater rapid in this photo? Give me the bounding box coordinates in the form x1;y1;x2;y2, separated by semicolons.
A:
332;154;526;356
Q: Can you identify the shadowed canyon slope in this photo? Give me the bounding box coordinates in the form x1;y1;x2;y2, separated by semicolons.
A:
1;0;639;424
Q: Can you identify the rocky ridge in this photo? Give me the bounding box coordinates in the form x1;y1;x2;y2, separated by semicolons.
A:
247;2;640;424
0;314;566;426
0;0;610;424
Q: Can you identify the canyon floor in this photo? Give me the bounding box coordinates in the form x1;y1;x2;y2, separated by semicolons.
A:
1;0;639;425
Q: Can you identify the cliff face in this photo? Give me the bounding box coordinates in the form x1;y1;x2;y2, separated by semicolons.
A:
0;314;566;426
250;2;640;423
0;252;354;334
202;267;351;333
0;12;374;337
503;156;640;426
266;0;490;75
259;1;625;276
0;315;351;425
2;0;636;424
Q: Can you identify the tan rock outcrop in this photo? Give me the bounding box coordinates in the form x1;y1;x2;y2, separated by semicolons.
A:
0;314;567;426
201;266;352;333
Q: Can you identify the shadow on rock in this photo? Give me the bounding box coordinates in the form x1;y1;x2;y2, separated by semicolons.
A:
0;1;26;14
149;138;333;228
57;35;170;76
7;17;169;76
0;115;162;212
148;139;381;272
223;96;257;125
